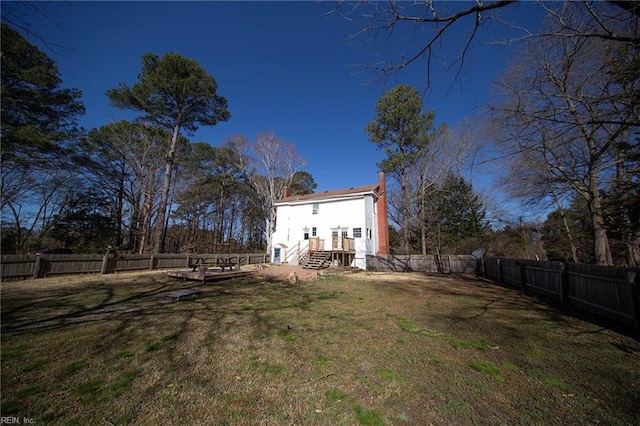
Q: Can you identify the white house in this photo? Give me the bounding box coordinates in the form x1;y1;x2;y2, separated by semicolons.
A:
271;173;389;270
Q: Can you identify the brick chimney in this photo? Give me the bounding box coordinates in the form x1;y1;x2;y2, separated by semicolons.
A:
282;186;292;199
376;172;390;255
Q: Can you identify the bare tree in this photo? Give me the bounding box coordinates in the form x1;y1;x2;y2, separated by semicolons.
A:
1;164;76;251
406;117;484;255
225;131;306;254
334;1;639;87
85;121;168;253
489;2;639;265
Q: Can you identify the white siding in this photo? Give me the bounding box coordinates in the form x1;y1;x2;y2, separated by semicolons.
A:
272;192;378;269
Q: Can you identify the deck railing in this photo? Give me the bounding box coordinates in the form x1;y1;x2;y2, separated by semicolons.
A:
309;237;324;251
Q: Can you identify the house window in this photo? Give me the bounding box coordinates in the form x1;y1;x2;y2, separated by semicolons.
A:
312;227;317;237
341;229;348;238
312;203;319;214
367;228;372;239
353;228;362;238
303;227;309;240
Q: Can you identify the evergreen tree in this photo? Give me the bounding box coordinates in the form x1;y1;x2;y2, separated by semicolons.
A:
289;171;317;195
1;23;84;164
107;52;230;253
365;84;436;254
0;23;85;253
425;173;489;254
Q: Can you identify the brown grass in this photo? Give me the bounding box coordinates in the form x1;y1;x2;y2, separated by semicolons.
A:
1;270;639;425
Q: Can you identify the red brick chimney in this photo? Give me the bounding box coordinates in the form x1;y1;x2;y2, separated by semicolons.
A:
282;186;292;199
376;172;390;255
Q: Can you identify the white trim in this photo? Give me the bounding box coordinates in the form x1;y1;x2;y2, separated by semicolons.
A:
275;191;378;207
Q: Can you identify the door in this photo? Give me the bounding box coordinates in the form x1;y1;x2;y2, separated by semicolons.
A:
273;247;281;263
331;230;339;250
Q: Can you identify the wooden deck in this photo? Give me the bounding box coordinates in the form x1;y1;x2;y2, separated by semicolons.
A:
167;268;256;282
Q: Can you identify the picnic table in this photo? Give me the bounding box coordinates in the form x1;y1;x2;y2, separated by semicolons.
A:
189;257;238;272
215;257;237;272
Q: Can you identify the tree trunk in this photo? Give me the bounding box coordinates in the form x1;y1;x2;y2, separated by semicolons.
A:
115;163;125;248
551;193;580;263
153;124;180;254
559;209;580;263
588;172;613;265
264;209;276;255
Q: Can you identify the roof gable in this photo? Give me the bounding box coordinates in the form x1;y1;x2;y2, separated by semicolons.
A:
277;183;379;204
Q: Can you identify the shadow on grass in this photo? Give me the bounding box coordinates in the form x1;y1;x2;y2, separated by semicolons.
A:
0;273;330;340
2;270;639;425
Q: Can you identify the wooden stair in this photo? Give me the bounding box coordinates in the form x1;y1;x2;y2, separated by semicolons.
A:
303;251;332;270
299;251;310;267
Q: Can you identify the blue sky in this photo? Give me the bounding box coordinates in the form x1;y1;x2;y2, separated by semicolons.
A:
10;1;544;220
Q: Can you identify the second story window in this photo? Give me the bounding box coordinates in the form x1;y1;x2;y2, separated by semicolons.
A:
312;227;317;237
353;228;362;238
312;203;319;214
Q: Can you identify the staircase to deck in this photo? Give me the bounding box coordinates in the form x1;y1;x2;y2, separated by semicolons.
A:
299;250;310;267
303;251;332;270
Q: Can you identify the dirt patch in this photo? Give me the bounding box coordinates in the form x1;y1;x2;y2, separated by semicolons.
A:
252;265;468;285
252;263;332;282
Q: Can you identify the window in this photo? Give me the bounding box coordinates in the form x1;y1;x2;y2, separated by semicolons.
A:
303;228;309;240
353;227;362;238
312;203;319;214
367;228;372;239
341;229;348;238
312;227;317;237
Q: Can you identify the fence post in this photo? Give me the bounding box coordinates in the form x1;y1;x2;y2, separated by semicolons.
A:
497;258;503;285
627;270;640;333
519;262;527;292
186;255;191;268
150;255;156;270
33;255;44;279
560;262;569;305
101;247;111;274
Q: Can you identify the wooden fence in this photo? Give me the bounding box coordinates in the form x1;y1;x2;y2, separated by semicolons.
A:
367;254;640;331
366;254;478;274
483;257;640;331
0;252;271;282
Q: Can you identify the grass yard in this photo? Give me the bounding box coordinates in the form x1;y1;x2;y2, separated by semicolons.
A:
1;269;639;425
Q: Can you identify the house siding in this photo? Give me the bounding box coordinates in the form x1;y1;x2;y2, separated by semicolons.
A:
272;193;378;269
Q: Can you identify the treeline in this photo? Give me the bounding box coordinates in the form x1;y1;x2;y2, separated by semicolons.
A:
2;1;639;266
363;2;639;266
0;24;315;255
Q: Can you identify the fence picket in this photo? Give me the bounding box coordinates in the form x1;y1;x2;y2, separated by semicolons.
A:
1;252;271;282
